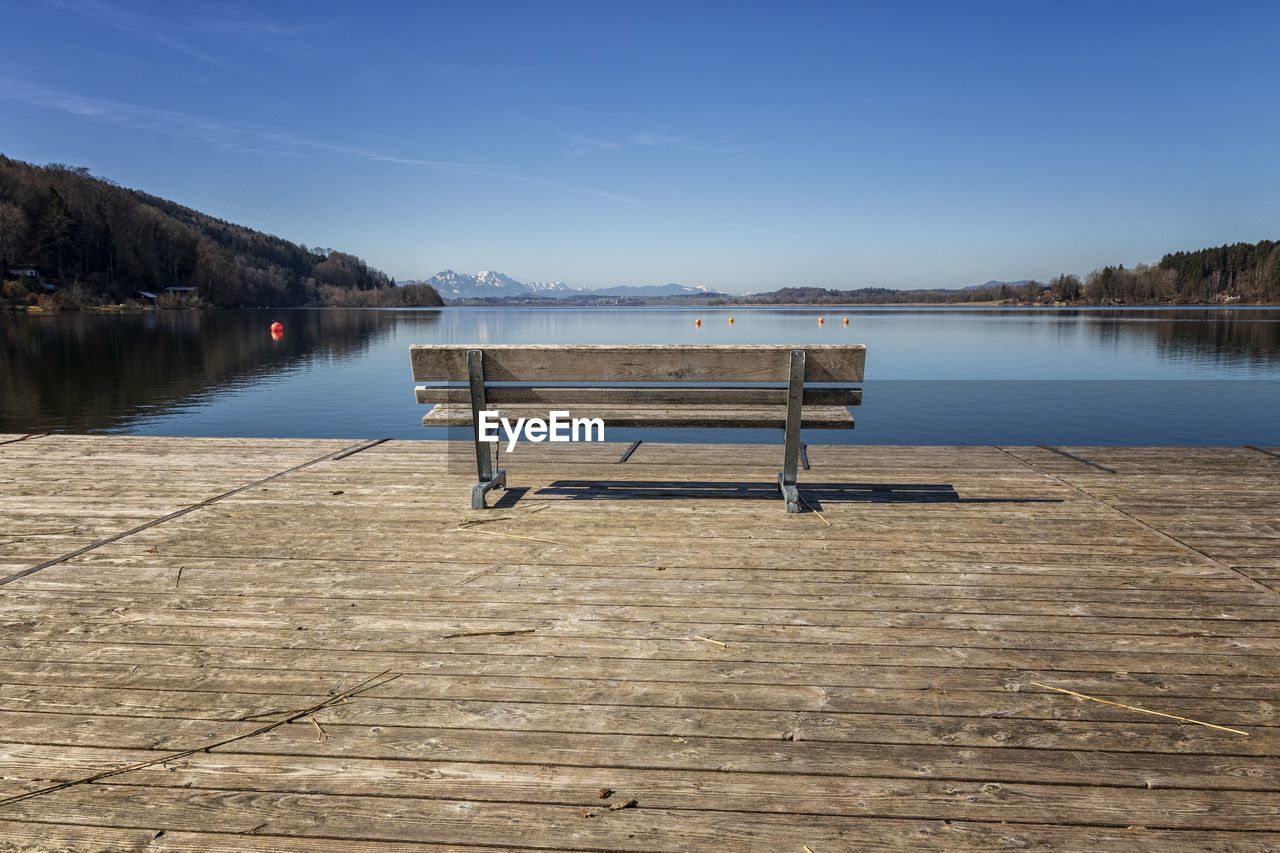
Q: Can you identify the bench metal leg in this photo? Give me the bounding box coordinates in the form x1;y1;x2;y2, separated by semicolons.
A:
779;349;805;513
471;467;507;509
467;349;506;509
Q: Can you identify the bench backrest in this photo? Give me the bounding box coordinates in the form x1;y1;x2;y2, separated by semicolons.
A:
412;344;865;407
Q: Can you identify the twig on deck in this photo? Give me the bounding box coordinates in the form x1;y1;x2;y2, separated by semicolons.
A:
309;716;328;741
457;516;517;526
798;493;830;527
693;635;727;647
585;797;639;817
441;628;536;639
455;519;565;546
1028;682;1249;736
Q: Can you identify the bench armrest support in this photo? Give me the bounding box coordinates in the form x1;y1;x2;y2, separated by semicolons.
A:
467;349;506;508
779;349;805;512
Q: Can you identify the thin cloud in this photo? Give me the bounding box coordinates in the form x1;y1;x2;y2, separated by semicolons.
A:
724;222;832;241
531;118;753;157
43;0;247;74
627;131;754;155
559;130;625;156
195;15;336;40
0;81;636;205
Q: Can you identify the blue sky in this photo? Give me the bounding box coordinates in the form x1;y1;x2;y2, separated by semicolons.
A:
3;1;1278;292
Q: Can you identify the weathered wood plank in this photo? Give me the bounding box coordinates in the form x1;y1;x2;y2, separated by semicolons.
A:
416;386;862;406
421;403;856;428
410;344;867;382
8;784;1277;850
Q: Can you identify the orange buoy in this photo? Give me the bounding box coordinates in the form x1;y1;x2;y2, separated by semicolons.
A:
270;321;283;334
695;318;702;328
728;317;734;325
843;317;849;326
818;316;824;326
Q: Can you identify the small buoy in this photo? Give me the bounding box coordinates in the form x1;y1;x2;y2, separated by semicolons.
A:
843;317;849;326
728;317;734;325
695;318;702;327
270;321;283;334
818;316;824;326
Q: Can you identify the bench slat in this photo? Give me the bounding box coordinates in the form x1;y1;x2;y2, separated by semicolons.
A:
415;386;861;407
410;345;866;383
421;404;856;430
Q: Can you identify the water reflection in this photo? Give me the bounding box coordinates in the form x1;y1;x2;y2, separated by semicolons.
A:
0;309;412;432
1083;310;1280;371
0;306;1276;444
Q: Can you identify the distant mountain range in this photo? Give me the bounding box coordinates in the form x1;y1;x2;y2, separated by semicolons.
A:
963;279;1033;291
402;270;721;301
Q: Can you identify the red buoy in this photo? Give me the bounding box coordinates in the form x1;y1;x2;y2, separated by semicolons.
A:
270;322;283;334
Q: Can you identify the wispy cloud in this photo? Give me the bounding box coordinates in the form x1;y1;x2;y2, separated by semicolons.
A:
626;131;753;155
194;15;336;41
558;130;625;156
43;0;247;74
724;222;831;241
0;81;636;205
528;118;752;157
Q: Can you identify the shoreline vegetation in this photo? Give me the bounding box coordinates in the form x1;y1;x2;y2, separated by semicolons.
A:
3;155;1277;312
0;156;444;312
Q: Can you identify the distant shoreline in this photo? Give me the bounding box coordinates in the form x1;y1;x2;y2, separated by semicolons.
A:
10;301;1280;316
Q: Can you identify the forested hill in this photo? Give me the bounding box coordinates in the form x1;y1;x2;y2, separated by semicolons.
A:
0;156;440;307
740;239;1280;306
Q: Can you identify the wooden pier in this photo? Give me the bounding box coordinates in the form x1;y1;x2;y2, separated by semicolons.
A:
1;434;1279;849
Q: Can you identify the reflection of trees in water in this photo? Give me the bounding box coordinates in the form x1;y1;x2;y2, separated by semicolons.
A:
1078;310;1280;370
0;309;435;432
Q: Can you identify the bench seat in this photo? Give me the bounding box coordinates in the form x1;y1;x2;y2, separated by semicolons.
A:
422;403;856;429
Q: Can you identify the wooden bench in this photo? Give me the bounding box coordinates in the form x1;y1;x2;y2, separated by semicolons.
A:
411;344;866;512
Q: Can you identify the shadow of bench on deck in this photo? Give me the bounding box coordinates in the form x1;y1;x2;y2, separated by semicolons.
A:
501;480;1063;507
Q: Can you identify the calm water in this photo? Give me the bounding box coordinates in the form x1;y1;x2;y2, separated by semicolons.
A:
3;307;1279;445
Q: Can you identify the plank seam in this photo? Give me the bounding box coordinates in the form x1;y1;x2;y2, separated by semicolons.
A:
0;664;1272;702
0;433;50;447
995;446;1280;602
25;636;1280;668
1245;445;1280;462
330;438;391;460
1036;445;1117;474
2;680;1277;732
0;439;386;587
2;715;1278;765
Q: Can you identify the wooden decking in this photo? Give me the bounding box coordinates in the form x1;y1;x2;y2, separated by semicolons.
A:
1;434;1279;850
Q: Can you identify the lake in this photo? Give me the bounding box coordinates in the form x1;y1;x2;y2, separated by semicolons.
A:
3;306;1279;445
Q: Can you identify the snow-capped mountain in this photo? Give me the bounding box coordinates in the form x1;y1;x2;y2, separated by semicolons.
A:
424;270;531;299
524;280;577;295
587;283;714;297
410;270;721;301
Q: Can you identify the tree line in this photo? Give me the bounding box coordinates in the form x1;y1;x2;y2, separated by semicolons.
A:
738;240;1280;306
0;156;442;308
